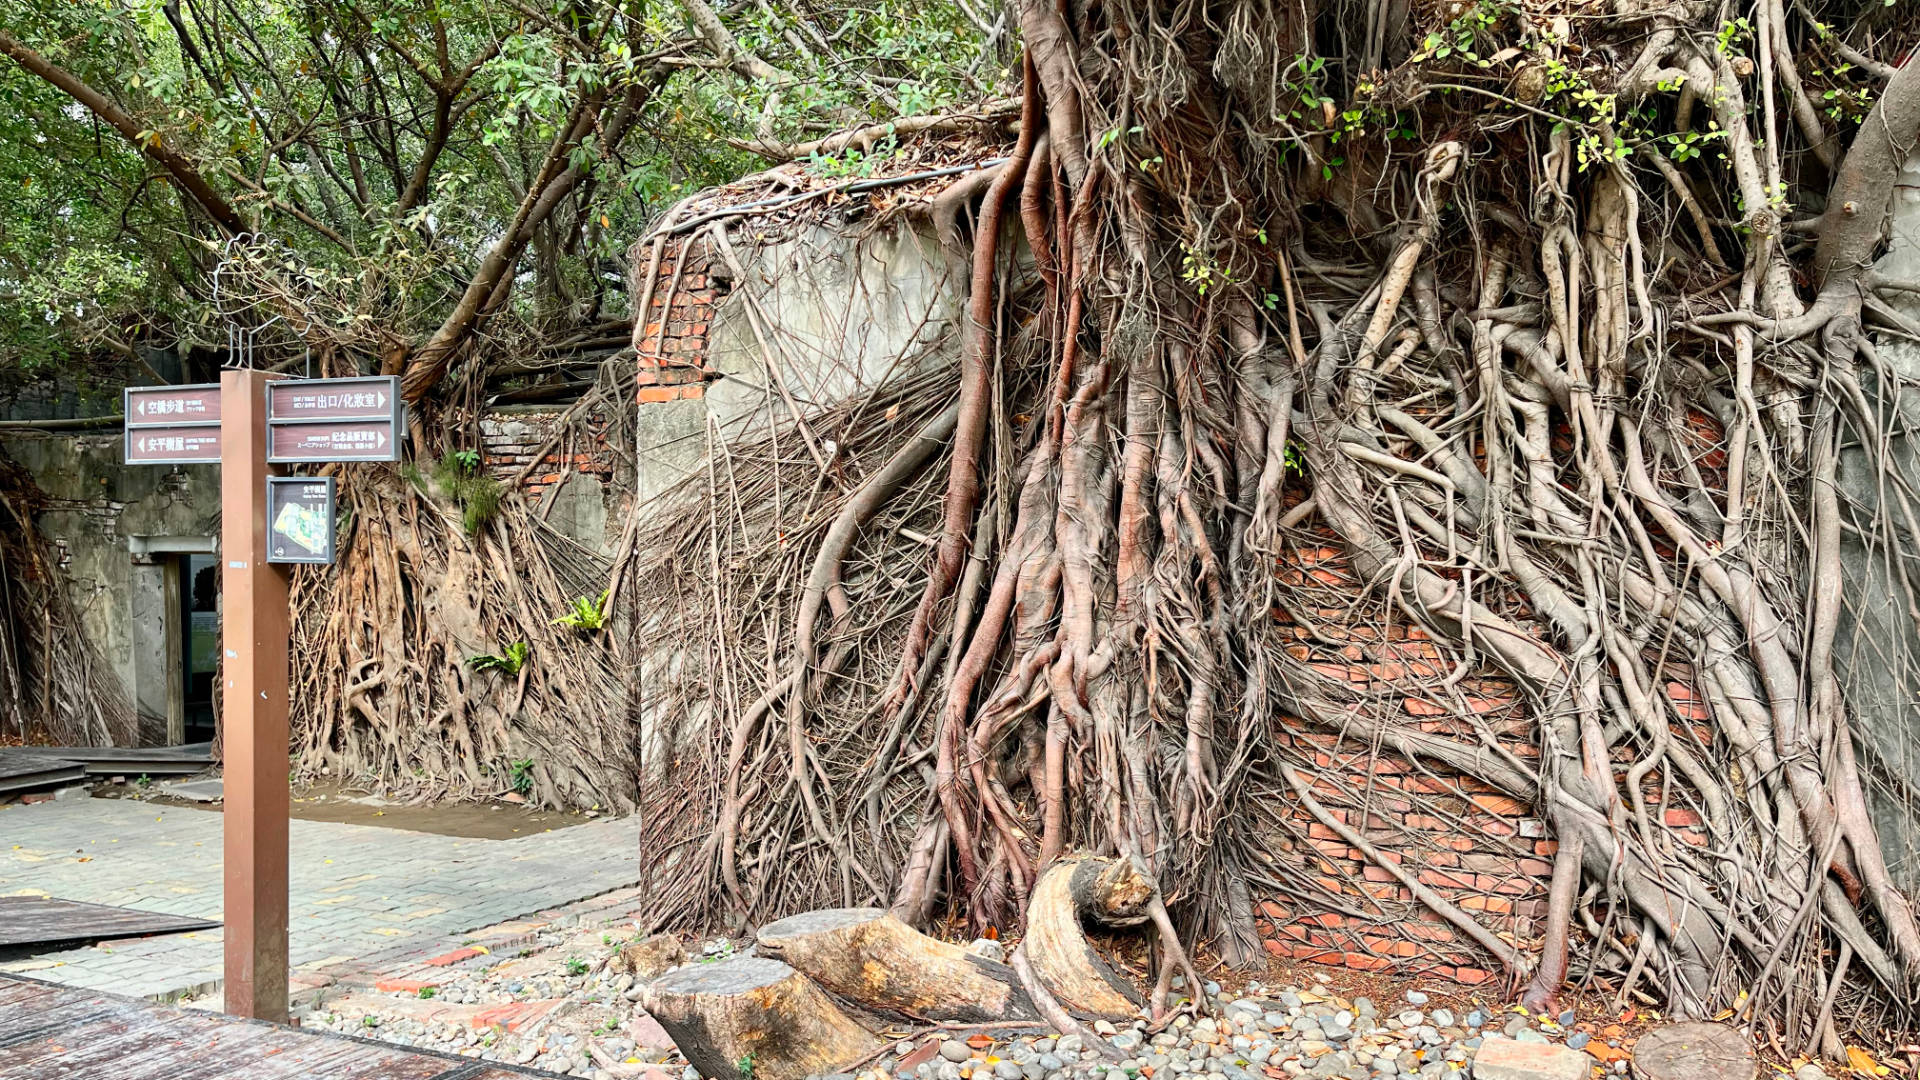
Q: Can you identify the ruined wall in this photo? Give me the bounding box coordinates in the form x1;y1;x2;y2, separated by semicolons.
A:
620;214;1587;976
0;431;219;745
1835;148;1920;890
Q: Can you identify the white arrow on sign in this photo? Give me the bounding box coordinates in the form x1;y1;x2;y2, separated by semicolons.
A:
137;400;147;416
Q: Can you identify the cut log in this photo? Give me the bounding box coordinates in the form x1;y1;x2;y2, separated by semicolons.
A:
1022;856;1151;1019
640;956;884;1080
757;907;1040;1022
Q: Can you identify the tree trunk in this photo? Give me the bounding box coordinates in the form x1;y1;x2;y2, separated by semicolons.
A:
640;956;884;1080
756;907;1039;1023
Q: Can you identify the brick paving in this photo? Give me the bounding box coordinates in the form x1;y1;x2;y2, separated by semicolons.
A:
0;795;639;1002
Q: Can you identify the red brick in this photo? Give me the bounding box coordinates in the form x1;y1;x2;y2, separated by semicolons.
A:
375;978;440;994
1471;793;1530;816
469;1000;560;1032
423;947;482;968
1663;807;1702;827
1453;966;1493;984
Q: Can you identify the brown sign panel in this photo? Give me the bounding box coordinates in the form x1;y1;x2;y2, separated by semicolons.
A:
267;421;398;462
126;427;223;465
126;384;222;426
266;377;398;422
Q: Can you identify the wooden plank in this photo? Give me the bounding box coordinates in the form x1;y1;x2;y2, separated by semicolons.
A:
7;743;213;777
0;897;220;948
0;975;562;1079
0;755;86;794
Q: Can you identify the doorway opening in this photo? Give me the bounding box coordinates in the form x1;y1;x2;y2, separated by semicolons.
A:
179;553;218;743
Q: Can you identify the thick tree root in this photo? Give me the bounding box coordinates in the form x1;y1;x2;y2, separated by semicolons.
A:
757;907;1039;1022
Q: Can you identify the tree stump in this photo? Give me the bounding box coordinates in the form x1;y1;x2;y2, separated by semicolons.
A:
640;956;884;1080
1631;1024;1756;1080
757;907;1040;1023
1022;856;1151;1019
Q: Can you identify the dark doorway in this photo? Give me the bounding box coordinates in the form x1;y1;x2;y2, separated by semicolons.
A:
180;554;218;743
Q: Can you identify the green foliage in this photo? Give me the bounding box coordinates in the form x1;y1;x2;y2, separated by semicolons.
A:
564;956;589;977
736;1054;757;1079
0;0;996;383
553;591;611;632
426;452;504;536
807;135;899;178
418;986;437;999
508;758;536;796
468;642;531;676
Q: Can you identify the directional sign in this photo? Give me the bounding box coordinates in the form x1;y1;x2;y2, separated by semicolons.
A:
125;382;223;465
126;427;223;465
269;421;399;461
127;384;222;425
265;375;404;463
266;476;336;564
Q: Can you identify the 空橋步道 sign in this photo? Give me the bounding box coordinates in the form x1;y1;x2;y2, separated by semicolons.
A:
265;375;404;463
124;383;223;465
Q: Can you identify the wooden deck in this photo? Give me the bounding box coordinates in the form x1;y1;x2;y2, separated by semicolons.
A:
0;896;220;949
0;742;213;796
0;975;564;1079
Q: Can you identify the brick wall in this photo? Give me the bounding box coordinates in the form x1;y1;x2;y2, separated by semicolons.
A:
634;235;726;405
1256;532;1713;983
480;410;617;502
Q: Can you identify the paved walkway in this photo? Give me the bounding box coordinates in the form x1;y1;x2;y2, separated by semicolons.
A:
0;796;639;1001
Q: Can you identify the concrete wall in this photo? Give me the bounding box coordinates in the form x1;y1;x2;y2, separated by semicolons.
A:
631;221;961;504
1835;148;1920;889
0;431;219;745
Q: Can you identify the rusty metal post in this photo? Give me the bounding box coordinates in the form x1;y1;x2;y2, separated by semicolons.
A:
220;368;291;1022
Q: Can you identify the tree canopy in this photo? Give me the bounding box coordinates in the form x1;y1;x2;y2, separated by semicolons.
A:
0;0;999;396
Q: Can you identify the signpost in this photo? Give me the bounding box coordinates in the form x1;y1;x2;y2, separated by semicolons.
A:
122;372;404;1023
217;369;291;1023
124;383;223;465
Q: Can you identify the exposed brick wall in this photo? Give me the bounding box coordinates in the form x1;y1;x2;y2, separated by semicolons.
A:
1255;533;1713;983
634;235;726;404
480;410;617;502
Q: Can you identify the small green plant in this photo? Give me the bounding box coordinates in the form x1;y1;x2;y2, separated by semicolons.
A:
806;134;898;179
414;450;504;536
468;641;531;676
362;1015;379;1028
418;986;436;999
737;1053;757;1079
134;774;152;789
552;590;610;631
565;956;589;976
1284;440;1307;476
508;758;536;796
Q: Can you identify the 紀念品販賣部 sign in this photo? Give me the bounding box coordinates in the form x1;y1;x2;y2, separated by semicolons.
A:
266;476;337;564
124;383;223;465
265;375;404;463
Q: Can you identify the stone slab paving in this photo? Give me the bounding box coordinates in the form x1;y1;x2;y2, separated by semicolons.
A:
0;795;639;1002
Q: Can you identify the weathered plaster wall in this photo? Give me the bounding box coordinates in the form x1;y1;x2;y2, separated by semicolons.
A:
1835;148;1920;889
630;221;961;504
0;431;219;745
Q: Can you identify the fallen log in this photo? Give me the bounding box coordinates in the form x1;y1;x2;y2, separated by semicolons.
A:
756;907;1040;1022
640;956;883;1080
1023;856;1151;1019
